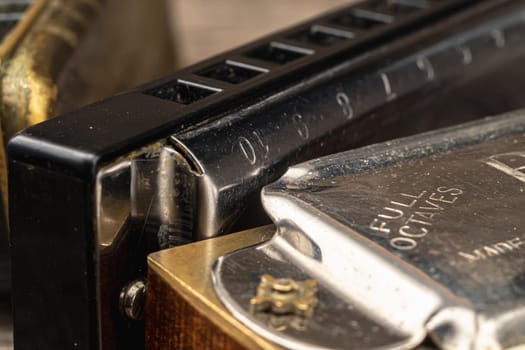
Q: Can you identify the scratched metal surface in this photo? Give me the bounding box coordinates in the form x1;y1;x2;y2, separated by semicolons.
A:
288;126;525;309
213;111;525;349
271;112;525;348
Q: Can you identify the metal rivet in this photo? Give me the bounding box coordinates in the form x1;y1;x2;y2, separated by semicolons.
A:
119;279;146;321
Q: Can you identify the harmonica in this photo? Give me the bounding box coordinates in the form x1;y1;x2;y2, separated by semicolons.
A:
9;0;525;348
149;110;525;349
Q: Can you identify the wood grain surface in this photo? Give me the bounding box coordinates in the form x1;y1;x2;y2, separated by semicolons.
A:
146;227;278;350
146;269;247;350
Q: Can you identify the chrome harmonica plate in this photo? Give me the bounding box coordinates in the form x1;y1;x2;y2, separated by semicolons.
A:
213;111;525;350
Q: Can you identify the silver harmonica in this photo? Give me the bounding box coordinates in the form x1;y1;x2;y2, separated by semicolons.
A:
212;110;525;350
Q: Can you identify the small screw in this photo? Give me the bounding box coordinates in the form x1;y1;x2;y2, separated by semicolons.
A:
119;279;146;321
250;274;318;317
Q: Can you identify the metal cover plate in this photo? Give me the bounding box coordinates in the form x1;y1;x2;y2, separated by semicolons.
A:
213;111;525;349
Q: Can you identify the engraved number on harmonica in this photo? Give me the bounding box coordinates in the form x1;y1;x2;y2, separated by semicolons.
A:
416;55;435;81
457;44;473;65
238;131;269;165
491;28;505;48
293;113;309;140
238;136;256;165
336;92;353;119
380;73;396;102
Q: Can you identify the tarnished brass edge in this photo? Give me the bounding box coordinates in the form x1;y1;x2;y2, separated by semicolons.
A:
0;0;102;215
147;226;280;350
1;0;104;139
0;0;49;223
0;0;49;61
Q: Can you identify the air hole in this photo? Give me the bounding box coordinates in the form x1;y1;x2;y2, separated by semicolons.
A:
287;25;353;46
146;81;219;105
366;0;426;14
244;43;311;65
196;61;265;84
330;10;390;30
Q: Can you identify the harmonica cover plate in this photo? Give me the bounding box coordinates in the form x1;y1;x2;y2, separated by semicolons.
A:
213;111;525;349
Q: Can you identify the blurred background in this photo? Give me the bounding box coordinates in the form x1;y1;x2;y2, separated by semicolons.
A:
169;0;352;67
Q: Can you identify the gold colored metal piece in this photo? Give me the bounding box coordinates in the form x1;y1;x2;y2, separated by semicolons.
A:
250;274;318;318
0;0;101;216
257;312;310;333
1;0;104;139
0;0;48;218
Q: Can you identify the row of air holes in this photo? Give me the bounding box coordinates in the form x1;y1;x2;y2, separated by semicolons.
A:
147;0;428;105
